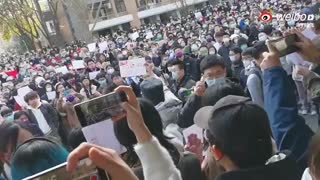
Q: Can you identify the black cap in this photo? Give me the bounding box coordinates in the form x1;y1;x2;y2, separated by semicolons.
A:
140;78;164;105
194;95;272;167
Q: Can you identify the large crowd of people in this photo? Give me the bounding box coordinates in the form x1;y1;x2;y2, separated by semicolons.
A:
0;0;320;180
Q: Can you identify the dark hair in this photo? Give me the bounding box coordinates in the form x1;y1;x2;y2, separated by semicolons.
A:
0;107;13;117
214;32;224;37
237;37;248;46
140;78;165;105
172;60;185;71
200;55;226;73
113;98;176;166
202;81;245;106
86;59;95;65
242;47;256;57
24;91;39;103
14;111;31;121
0;122;19;153
229;46;242;54
67;128;87;150
63;73;75;81
11;138;69;180
253;41;268;60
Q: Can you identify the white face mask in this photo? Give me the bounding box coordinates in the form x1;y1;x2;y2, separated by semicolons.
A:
172;71;179;80
230;55;237;62
258;35;268;41
46;87;53;92
206;77;226;87
107;68;115;74
243;60;252;68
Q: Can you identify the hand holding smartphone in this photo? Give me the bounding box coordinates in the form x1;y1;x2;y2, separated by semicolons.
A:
269;34;301;57
23;158;108;180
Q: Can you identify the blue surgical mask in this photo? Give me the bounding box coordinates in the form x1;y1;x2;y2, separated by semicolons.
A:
5;113;14;122
99;80;107;88
172;72;179;80
240;44;248;51
206;78;226;87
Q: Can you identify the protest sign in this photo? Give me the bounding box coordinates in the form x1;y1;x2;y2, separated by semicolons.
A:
17;86;32;98
14;96;28;107
119;58;146;78
82;119;126;154
87;43;96;52
195;12;203;19
55;66;69;74
46;91;56;100
98;41;109;53
146;31;154;39
183;124;204;144
89;71;100;80
72;60;85;69
132;32;139;41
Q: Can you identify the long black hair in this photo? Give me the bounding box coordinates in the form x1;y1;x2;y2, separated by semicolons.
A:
113;98;177;167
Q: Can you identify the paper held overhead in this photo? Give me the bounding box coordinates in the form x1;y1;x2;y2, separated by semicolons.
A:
119;58;147;78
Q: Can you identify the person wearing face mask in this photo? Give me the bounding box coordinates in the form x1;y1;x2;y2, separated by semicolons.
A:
213;32;224;51
0;107;14;122
177;55;228;128
40;82;55;103
239;47;264;108
229;47;244;81
175;50;201;81
63;73;82;93
218;36;233;72
170;60;196;100
95;72;109;93
80;76;101;100
258;32;269;41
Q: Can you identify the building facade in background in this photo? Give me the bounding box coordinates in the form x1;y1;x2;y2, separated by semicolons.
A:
46;0;208;45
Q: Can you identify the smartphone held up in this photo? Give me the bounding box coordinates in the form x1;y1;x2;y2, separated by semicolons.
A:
269;34;301;57
74;92;128;127
23;158;109;180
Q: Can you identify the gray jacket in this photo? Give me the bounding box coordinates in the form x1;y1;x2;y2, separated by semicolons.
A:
155;90;183;128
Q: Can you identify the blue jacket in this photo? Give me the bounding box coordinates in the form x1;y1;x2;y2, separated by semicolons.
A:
263;67;314;170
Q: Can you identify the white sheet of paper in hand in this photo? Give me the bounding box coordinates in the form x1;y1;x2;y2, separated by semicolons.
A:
146;31;154;39
183;124;204;144
55;66;69;74
46;91;56;100
99;41;109;53
14;96;28;107
72;60;85;69
119;58;146;77
302;28;317;40
195;12;203;19
89;71;100;80
17;86;32;98
87;43;97;52
132;32;139;40
82;119;127;154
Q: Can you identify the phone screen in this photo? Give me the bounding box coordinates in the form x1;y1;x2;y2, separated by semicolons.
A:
22;158;108;180
269;34;300;57
74;92;127;127
64;90;71;97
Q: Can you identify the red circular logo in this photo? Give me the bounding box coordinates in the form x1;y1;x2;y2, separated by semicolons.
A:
259;11;273;22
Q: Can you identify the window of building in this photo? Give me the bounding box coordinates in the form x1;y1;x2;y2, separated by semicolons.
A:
38;0;50;12
46;21;56;35
115;0;126;13
89;0;114;20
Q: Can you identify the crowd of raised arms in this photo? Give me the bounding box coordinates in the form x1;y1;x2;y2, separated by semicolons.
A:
0;0;320;179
